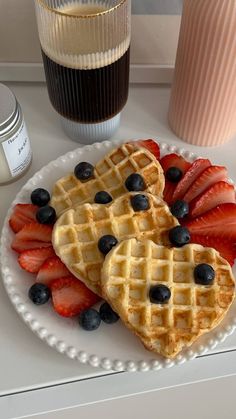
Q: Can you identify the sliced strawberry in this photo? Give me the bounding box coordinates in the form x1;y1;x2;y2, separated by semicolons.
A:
9;204;38;233
184;166;228;203
185;203;236;241
18;246;56;273
11;223;53;253
190;234;236;266
189;181;236;218
51;276;100;317
12;240;52;253
15;204;38;219
163;181;176;205
160;153;191;205
173;159;211;201
14;223;52;242
36;256;70;286
160;153;191;174
132;139;160;160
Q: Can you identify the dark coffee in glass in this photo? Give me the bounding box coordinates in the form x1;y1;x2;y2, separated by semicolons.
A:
35;1;131;143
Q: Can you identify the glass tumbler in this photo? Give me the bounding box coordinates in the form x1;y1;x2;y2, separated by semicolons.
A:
34;0;131;143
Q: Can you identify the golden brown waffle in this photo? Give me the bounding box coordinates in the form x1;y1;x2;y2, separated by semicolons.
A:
101;239;235;358
52;192;179;296
50;142;164;217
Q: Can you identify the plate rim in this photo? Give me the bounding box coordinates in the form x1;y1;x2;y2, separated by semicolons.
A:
1;138;236;373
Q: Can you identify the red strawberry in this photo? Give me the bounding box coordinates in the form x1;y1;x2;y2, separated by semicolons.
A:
190;234;236;266
160;153;191;205
51;276;100;317
173;159;211;201
183;165;228;203
185;203;236;241
12;223;52;249
9;204;38;233
13;222;52;241
11;223;53;253
160;153;191;174
36;256;70;286
18;246;56;273
162;181;176;205
132;139;160;160
189;181;236;218
12;240;52;253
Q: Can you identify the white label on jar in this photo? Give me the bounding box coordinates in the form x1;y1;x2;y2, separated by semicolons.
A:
2;121;32;177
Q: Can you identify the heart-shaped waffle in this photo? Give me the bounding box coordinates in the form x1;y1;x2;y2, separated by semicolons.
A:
52;192;179;296
50;142;164;217
101;238;235;358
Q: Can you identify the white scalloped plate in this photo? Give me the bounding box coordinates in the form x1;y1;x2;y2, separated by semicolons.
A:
1;138;236;373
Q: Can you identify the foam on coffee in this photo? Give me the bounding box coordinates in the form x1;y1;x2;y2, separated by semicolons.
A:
38;2;130;123
40;3;130;70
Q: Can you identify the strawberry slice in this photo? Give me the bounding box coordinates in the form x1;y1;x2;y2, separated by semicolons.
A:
132;139;160;160
51;276;100;317
162;181;176;205
12;240;52;253
160;153;191;205
160;153;191;173
9;204;38;233
185;203;236;241
184;165;228;203
18;246;56;273
11;223;53;253
14;223;52;242
189;181;236;218
36;256;70;286
190;234;236;266
173;159;211;201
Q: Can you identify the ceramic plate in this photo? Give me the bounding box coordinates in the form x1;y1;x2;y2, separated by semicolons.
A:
1;138;236;372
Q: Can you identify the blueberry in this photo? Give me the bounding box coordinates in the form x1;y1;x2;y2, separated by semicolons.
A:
79;308;101;331
98;235;118;255
74;162;94;181
166;167;183;183
36;205;57;224
170;200;189;219
194;264;215;285
99;302;120;324
94;191;112;204
125;173;145;192
28;283;51;305
149;284;171;304
131;194;149;211
169;226;190;247
31;188;50;207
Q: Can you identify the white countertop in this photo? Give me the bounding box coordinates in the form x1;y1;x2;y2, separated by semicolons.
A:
1;82;236;418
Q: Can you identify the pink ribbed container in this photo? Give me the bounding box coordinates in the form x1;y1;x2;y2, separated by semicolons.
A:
168;0;236;147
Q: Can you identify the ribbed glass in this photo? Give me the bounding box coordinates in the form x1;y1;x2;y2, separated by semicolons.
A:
168;0;236;147
34;0;131;124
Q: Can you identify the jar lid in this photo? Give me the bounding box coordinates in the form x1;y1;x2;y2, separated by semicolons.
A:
0;83;18;136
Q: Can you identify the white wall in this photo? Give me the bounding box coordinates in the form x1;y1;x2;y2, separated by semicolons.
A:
133;0;183;14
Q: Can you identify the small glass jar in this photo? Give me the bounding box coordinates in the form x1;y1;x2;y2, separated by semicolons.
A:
0;83;32;185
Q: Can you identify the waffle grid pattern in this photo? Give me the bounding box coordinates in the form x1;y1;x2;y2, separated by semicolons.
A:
2;138;236;371
50;143;164;216
52;193;179;296
102;239;235;358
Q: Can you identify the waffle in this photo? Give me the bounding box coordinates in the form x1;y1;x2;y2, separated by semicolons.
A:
52;192;179;296
50;142;164;217
101;239;235;358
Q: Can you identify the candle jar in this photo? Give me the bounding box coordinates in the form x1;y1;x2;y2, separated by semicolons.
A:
0;84;32;185
168;0;236;147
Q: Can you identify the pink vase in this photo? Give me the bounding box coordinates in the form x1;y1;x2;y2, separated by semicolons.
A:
168;0;236;147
